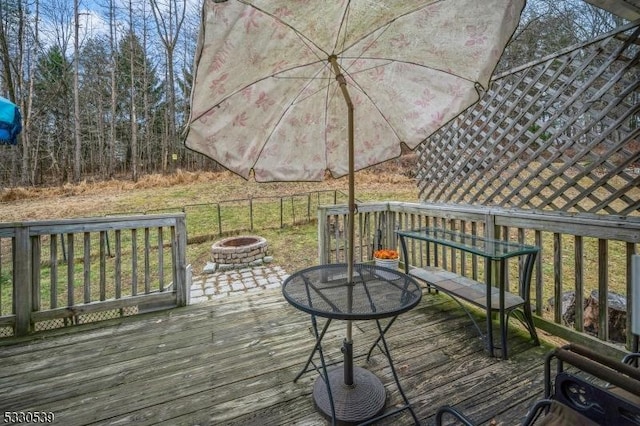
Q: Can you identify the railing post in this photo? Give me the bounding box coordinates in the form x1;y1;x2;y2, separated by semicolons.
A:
386;205;396;250
174;215;188;307
485;211;496;239
318;206;328;265
14;226;32;336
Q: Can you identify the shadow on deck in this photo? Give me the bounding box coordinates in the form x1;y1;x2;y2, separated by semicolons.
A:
0;287;555;425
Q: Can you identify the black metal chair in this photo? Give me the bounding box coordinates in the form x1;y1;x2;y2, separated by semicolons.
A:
436;343;640;425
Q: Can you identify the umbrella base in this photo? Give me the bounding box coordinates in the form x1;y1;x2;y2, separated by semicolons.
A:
313;366;386;425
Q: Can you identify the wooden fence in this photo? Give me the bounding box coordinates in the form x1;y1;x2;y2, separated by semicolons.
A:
0;214;188;338
140;189;346;242
318;201;640;353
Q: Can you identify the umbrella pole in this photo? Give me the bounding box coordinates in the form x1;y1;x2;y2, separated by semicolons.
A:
330;55;356;387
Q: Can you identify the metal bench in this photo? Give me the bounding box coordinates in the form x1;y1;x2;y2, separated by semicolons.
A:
408;264;539;358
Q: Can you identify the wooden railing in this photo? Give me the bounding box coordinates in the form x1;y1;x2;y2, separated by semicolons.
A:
318;202;640;353
0;213;188;338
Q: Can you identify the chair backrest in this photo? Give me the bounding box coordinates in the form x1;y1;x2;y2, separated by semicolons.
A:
546;344;640;425
553;372;640;425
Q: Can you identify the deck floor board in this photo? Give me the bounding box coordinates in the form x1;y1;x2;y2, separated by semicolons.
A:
0;288;552;425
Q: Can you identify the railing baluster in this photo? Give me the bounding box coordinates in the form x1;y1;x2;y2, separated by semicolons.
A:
575;236;584;332
84;232;91;304
158;227;164;292
144;228;151;294
598;239;609;341
553;233;562;324
50;235;58;310
31;236;41;312
100;231;107;301
131;228;138;297
115;230;122;300
67;233;75;308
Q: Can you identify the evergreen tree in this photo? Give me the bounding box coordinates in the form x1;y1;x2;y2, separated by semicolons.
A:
114;29;162;172
32;45;73;183
79;35;113;176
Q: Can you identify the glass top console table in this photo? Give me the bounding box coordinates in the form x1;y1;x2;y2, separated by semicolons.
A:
397;227;540;359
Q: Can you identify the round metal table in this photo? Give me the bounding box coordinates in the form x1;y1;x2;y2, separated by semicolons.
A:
282;263;422;425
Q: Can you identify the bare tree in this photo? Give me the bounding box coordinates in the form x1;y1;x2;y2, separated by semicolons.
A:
127;0;138;182
501;0;620;72
107;0;118;178
73;0;81;181
150;0;186;173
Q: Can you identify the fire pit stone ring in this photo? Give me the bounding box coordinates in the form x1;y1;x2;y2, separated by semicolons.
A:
211;235;270;271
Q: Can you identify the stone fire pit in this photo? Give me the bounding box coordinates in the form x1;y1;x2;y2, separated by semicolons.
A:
211;235;270;271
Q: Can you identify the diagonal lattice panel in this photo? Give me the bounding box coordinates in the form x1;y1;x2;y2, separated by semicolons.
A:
416;21;640;216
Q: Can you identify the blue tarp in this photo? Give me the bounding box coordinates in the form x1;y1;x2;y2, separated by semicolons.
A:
0;96;22;145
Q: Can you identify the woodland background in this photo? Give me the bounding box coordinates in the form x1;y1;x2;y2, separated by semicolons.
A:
0;0;627;187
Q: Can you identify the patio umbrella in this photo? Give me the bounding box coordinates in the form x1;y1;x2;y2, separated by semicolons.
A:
186;0;523;420
0;96;22;145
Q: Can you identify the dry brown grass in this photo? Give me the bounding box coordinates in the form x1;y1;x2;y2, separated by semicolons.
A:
0;164;420;275
0;163;420;222
0;170;220;202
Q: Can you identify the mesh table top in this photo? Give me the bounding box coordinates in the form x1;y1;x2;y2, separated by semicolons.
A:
282;263;422;320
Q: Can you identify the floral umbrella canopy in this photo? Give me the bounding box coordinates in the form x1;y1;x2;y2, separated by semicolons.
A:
186;0;524;183
186;0;524;422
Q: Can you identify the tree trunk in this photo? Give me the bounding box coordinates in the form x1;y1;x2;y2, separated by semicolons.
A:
150;0;186;174
108;0;117;179
72;0;81;182
128;0;138;182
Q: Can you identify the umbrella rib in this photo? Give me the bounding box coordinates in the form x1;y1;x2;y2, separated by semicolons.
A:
330;60;404;146
333;2;437;57
236;0;330;58
345;57;480;85
190;58;329;123
333;0;352;54
253;64;333;166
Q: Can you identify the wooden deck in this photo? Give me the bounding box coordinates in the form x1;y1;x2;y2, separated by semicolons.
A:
0;286;556;425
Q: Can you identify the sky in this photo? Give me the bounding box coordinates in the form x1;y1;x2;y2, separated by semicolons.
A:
56;0;201;40
39;0;202;56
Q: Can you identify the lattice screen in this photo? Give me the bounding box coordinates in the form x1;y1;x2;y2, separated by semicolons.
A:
416;21;640;216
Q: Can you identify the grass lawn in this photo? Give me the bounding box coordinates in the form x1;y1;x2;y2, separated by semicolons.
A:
0;167;420;276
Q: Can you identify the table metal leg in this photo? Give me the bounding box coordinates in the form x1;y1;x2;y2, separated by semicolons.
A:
485;260;495;357
360;318;419;425
499;259;508;359
294;316;332;382
400;235;409;274
365;316;397;362
521;252;540;346
297;314;419;425
294;315;337;425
